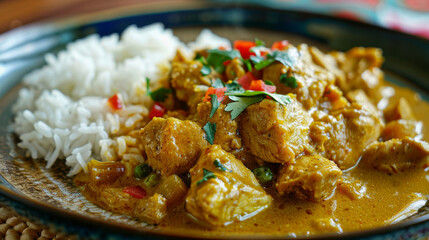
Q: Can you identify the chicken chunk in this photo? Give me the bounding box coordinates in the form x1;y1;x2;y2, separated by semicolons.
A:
186;145;272;226
346;89;381;119
195;102;241;151
170;52;212;102
310;104;383;169
384;97;415;122
276;155;342;201
239;96;312;164
381;120;422;140
360;138;429;174
332;47;384;100
140;117;207;176
97;188;167;224
262;44;336;108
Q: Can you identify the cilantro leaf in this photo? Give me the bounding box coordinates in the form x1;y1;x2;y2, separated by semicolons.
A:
224;95;265;120
264;80;275;86
251;48;299;70
255;38;265;46
214;159;230;172
196;168;217;185
242;59;253;71
207;49;241;73
280;74;298;89
146;77;171;102
212;78;225;88
251;56;275;70
224;91;292;120
226;90;291;106
200;65;212;76
210;94;220;118
203;122;216;145
150;88;171;102
269;49;299;68
225;80;245;93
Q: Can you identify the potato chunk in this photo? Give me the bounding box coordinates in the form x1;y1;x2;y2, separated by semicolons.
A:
276;155;342;201
140;117;207;176
361;138;429;174
186;145;272;226
240;97;311;164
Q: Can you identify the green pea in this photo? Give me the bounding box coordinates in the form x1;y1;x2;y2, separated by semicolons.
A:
253;167;273;184
144;173;160;188
134;164;153;179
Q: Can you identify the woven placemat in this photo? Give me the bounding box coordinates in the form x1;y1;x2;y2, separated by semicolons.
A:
0;202;76;240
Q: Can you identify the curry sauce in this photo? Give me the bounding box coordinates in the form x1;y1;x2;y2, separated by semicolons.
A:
74;40;429;236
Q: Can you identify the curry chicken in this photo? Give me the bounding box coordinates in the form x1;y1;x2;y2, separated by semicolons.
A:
74;39;429;235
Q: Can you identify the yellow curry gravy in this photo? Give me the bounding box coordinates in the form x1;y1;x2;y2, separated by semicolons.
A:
157;83;429;236
74;44;429;237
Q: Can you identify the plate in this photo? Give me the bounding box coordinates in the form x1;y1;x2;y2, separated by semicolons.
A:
1;3;429;239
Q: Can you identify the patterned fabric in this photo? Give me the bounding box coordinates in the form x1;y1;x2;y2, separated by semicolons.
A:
215;0;429;38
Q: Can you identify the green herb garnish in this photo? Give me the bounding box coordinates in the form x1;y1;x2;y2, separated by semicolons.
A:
212;78;225;88
206;49;241;73
225;80;245;93
210;94;220;118
197;168;217;185
203;122;216;145
224;95;265;120
134;164;153;179
280;74;298;89
224;90;291;120
146;77;171;102
250;48;299;70
197;56;212;76
255;38;265;46
253;167;273;184
264;80;275;86
214;159;229;172
150;88;172;102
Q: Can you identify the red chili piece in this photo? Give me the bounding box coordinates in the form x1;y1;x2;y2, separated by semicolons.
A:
149;103;166;120
271;40;289;50
249;80;276;93
203;87;227;103
108;94;123;110
123;185;147;199
233;40;256;59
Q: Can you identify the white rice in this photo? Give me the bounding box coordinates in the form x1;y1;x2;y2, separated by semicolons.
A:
12;24;230;176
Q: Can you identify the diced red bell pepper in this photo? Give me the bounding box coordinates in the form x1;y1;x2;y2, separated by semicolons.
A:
223;60;232;66
249;80;276;93
233;40;256;59
204;87;227;103
237;72;257;90
107;94;123;110
149;103;166;120
271;40;289;50
123;185;147;199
